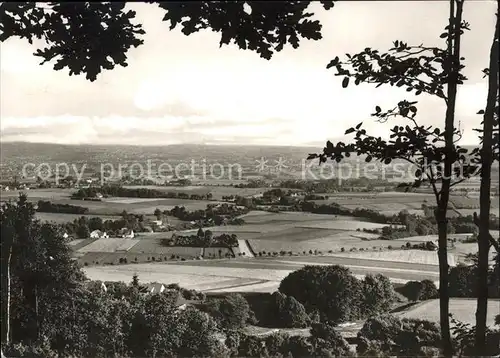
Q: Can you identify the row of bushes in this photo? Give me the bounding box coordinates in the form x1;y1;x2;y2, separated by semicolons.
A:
81;251;238;266
251;243;436;258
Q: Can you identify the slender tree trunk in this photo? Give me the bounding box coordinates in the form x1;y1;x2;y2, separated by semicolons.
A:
436;209;452;356
438;0;464;356
474;9;499;355
1;245;12;344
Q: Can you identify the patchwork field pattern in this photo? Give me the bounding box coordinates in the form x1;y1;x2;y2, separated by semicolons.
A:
73;211;428;259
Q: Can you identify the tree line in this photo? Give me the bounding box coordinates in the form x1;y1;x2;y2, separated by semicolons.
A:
37;200;89;215
161;229;239;248
72;185;213;201
60;211;149;238
168;204;247;225
377;209;500;240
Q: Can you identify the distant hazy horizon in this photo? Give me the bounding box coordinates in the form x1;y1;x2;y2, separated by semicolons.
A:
0;140;324;149
1;1;496;147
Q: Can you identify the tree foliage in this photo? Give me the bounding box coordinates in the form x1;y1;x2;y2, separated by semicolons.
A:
357;315;442;356
309;322;351;357
0;1;335;81
360;274;396;317
279;265;395;324
400;279;439;301
1;195;86;344
309;4;474;197
450;316;500;357
279;265;362;324
205;293;252;331
1;195;232;358
268;291;310;328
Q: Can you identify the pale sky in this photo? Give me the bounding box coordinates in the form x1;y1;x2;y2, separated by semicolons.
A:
0;1;496;146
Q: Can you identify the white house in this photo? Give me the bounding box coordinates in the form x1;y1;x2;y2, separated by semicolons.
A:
122;230;134;239
152;220;164;227
63;232;69;239
145;282;166;294
90;230;109;239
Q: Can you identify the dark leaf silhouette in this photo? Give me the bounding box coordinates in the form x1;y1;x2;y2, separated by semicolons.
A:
0;1;336;81
327;56;340;69
342;77;349;88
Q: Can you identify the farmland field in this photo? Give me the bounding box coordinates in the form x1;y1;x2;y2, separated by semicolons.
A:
83;255;441;293
103;197;168;204
241;212;361;224
77;249;209;265
1;188;74;200
128;241;204;255
245;227;345;242
311;191;483;211
296;220;391;231
247;230;425;255
454;242;497;263
34;197;217;215
457;208;500;217
1;188;220;214
326;250;456;266
36;212;122;223
68;239;86;247
123;185;212;194
71;210;424;259
379;209;425;216
399;299;500;327
84;263;254;289
78;238;141;253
